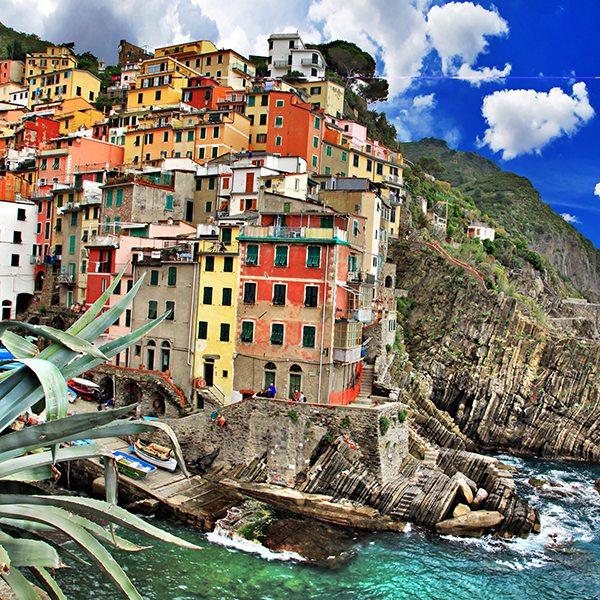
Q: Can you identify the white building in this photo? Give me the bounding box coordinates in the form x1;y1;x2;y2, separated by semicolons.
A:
467;223;495;241
267;33;326;81
0;199;37;319
8;87;28;107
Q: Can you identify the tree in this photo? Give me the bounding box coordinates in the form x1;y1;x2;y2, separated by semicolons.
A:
6;40;25;61
360;78;389;103
311;40;375;79
0;269;200;598
282;70;307;83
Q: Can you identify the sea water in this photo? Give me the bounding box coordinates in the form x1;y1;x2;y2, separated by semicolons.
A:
56;456;600;599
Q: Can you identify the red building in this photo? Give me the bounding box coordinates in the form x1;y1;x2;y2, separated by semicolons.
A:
13;116;60;151
182;77;233;111
234;210;365;404
264;91;324;172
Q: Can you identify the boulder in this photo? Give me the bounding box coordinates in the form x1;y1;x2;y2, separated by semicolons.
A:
435;510;504;537
452;473;474;504
472;488;488;508
594;480;600;495
452;503;471;518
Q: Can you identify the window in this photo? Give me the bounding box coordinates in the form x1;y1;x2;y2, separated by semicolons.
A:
302;326;316;348
160;341;170;372
366;159;373;172
275;135;282;147
261;95;268;106
163;131;169;142
116;189;123;206
187;130;194;141
10;254;19;267
198;147;205;160
175;131;182;142
203;286;213;304
148;300;158;319
222;288;232;306
312;155;318;168
353;154;359;167
155;90;161;101
219;323;230;342
213;126;219;138
376;162;383;175
68;235;76;255
247;95;255;107
223;257;233;272
243;282;256;303
125;309;131;327
320;215;334;228
304;285;318;307
167;266;177;286
245;244;258;265
306;246;320;267
240;321;254;343
205;255;214;271
17;208;26;221
106;190;113;206
165;194;174;210
166;300;175;320
70;212;77;226
275;99;284;107
274;246;288;267
273;284;286;305
256;133;267;144
326;145;332;157
150;270;159;286
197;321;208;339
200;127;206;139
270;323;284;345
53;157;60;169
314;116;321;129
274;116;283;128
221;228;232;245
208;177;215;190
259;114;267;126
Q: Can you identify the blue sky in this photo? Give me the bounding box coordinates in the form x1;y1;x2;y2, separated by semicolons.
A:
3;0;598;246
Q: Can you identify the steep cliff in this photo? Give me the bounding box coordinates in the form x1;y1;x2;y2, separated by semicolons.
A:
389;240;600;462
398;138;600;301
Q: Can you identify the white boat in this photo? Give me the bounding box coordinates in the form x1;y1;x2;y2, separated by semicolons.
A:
132;440;178;472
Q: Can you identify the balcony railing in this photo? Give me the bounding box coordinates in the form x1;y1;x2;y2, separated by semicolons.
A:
87;235;119;247
56;273;74;284
240;225;348;242
300;58;324;67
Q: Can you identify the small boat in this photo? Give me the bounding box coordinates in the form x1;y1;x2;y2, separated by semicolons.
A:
132;440;178;472
68;377;101;402
112;450;156;479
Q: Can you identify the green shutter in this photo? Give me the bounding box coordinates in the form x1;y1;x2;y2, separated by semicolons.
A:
203;287;213;304
197;321;208;339
303;326;316;348
113;216;121;232
165;194;174;210
320;216;333;228
241;321;254;342
274;246;288;267
306;246;320;267
222;288;232;305
270;323;283;345
70;212;77;226
167;266;177;286
246;244;258;265
68;235;76;254
106;190;113;206
148;300;157;319
116;188;123;206
150;270;159;286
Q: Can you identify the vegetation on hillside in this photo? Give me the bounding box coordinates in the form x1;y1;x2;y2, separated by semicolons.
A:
0;22;51;59
399;138;600;299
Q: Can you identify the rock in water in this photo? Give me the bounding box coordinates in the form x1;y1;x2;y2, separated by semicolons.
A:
435;510;504;537
453;504;471;518
452;473;474;504
472;488;488;508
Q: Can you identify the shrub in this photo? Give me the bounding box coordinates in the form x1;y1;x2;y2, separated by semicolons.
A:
379;416;391;436
398;409;408;423
287;409;299;422
340;416;351;429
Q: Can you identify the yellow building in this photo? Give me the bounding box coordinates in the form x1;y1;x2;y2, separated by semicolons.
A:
154;40;218;62
293;79;345;118
127;57;200;109
52;97;104;134
28;68;100;108
193;221;241;404
194;111;250;163
197;50;255;91
25;45;77;78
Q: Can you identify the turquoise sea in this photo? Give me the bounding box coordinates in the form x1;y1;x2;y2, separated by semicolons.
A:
57;456;600;599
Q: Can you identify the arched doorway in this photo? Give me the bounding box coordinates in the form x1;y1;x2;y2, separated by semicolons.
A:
125;380;142;404
99;376;114;400
263;361;276;390
288;364;302;399
1;300;12;320
385;275;393;288
35;271;44;292
16;293;33;315
160;341;171;373
146;340;156;370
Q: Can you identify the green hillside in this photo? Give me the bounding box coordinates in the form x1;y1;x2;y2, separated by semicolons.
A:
399;138;600;300
0;21;52;59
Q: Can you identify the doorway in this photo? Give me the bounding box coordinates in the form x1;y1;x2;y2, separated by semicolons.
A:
288;364;302;399
204;360;215;387
185;200;194;222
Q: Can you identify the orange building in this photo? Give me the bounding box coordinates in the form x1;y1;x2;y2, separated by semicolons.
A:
0;172;32;201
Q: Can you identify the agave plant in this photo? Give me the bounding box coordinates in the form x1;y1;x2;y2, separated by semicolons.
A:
0;270;201;599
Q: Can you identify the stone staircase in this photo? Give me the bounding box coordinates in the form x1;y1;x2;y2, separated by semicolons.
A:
355;364;375;405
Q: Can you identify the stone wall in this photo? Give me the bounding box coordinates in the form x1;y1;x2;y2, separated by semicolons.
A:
167;398;409;486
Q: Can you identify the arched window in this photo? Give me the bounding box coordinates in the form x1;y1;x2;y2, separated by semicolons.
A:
385;275;393;288
161;341;171;372
264;361;276;389
1;300;12;320
288;364;302;400
146;340;156;371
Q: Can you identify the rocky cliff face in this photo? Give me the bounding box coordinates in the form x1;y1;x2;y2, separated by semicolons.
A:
390;241;600;462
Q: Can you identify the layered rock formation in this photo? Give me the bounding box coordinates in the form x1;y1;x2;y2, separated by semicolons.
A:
389;241;600;462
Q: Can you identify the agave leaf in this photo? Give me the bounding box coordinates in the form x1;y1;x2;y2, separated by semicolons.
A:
104;455;118;505
1;565;39;600
0;542;10;573
0;495;202;550
0;534;61;569
0;504;142;600
1;465;55;482
0;331;38;359
0;404;136;459
0;445;105;480
136;420;190;478
29;567;67;600
11;358;67;423
67;513;146;552
0;322;106;360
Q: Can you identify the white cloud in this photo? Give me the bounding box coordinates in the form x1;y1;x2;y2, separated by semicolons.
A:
479;82;595;160
595;183;600;197
455;62;511;86
560;213;580;224
426;1;510;84
412;93;436;109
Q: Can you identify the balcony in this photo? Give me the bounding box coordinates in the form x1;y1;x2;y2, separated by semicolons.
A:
300;58;324;68
385;174;402;186
272;60;290;68
240;225;348;243
56;272;74;284
87;234;119;247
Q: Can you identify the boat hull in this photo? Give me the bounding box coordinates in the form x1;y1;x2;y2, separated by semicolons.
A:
132;445;178;472
112;450;157;479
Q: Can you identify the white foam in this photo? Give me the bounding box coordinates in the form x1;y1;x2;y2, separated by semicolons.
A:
206;526;305;563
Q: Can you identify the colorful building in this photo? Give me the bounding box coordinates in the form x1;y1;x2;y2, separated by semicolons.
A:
293;79;345;118
267;33;326;81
